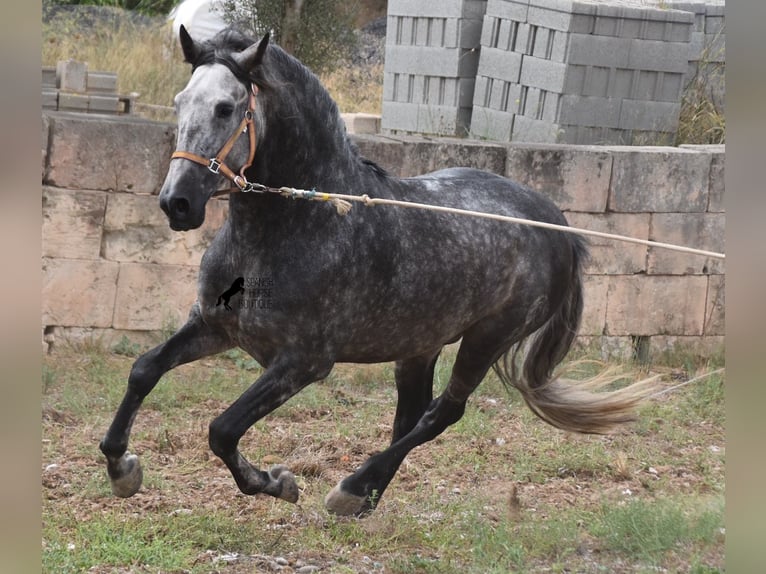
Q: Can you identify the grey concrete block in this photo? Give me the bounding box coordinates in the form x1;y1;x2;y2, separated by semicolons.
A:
609;67;636;99
477;46;523;82
681;144;725;213
385;45;480;78
56;60;87;93
88;95;120;114
381;101;419;132
42;67;56;88
559;95;621;128
608;146;710;212
486;0;529;22
655;71;684;102
566;212;649;274
568;34;631;68
619;99;680;131
469;106;514;140
42;88;58;110
519;55;567;92
705;15;725;35
388;0;488;19
58;92;89;111
511;115;563;143
87;71;118;93
627;39;691;73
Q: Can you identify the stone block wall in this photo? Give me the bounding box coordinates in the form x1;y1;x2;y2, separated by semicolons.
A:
42;111;724;360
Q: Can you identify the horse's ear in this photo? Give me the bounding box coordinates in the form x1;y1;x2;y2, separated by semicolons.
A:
179;24;199;65
234;33;270;72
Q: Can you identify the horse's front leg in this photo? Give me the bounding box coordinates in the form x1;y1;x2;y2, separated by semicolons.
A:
208;356;332;502
99;305;232;497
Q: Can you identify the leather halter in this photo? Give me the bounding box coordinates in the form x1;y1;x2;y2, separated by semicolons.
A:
170;84;260;196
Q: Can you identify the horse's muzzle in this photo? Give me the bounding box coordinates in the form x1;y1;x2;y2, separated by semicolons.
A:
160;193;204;231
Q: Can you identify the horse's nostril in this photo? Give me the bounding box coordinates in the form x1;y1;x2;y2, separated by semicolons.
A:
171;197;190;216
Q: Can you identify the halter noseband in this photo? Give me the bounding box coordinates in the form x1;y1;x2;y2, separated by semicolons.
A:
171;83;264;196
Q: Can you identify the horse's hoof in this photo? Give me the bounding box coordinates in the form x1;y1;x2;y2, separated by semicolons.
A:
269;465;299;503
108;453;143;498
324;482;369;516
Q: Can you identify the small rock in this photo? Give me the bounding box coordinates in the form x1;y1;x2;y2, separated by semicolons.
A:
296;566;319;574
275;556;289;566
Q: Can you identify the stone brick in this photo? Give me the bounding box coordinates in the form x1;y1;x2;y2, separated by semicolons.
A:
46;113;176;193
42;187;107;259
647;213;724;275
112;263;199;331
102;193;228;266
608;146;710;212
56;60;87;93
605;275;708;336
565;212;649;274
648;335;724;358
704;274;724;335
398;135;507;177
681;144;724;212
42;258;119;328
580;274;608;335
505;143;612;211
511;115;563;143
341;113;381;135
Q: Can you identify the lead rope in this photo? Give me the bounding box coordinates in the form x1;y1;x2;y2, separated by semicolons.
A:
251;185;725;260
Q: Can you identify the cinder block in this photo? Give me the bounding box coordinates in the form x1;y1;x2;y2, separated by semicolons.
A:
705;15;725;35
42;67;56;89
87;71;118;93
56;59;87;93
470;106;514;140
341;113;381;134
605;275;708;336
42;257;119;328
627;39;691;73
656;72;684;102
567;33;631;68
112;262;199;330
486;0;529;22
505;143;612;211
619;100;680;131
381;101;419;132
647;213;724;275
511;115;563;142
102;192;227;266
58;92;89;112
519;55;568;92
477;46;523;83
608;146;710;212
46;114;177;193
88;95;120;114
42;88;58;110
580;274;608;335
388;0;488;20
385;45;480;78
559;95;621;128
42;187;106;259
565;212;649;274
705;274;725;335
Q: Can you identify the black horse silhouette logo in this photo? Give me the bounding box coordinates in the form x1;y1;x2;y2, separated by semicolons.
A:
216;277;245;310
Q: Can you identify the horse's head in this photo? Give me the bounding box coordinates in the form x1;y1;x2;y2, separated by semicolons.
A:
160;26;269;231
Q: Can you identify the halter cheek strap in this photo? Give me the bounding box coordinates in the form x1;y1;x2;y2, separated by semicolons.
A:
171;84;261;196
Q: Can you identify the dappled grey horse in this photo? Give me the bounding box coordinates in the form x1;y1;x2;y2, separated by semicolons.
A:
100;27;644;516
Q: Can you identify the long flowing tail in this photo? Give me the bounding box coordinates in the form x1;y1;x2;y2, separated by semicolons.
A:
493;236;654;434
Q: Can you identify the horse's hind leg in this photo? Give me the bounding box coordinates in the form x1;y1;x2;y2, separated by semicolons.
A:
325;335;504;516
391;349;441;444
99;305;232;497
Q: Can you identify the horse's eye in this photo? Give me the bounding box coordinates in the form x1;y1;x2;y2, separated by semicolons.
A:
215;103;234;119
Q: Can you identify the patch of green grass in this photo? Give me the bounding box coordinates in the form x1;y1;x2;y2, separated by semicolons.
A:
591;496;723;565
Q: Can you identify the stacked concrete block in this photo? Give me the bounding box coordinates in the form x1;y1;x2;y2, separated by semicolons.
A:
43;61;134;115
381;0;488;136
470;0;696;144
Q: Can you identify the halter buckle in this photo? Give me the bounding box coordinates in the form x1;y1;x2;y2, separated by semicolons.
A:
208;158;222;174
